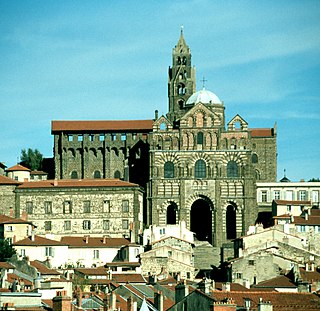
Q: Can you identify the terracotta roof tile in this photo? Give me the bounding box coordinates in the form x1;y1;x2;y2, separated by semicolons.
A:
252;275;296;288
215;282;249;291
293;215;320;225
6;164;31;172
250;128;274;137
51;120;154;132
61;236;130;248
0;174;21;185
0;262;15;269
30;261;61;275
17;178;139;189
14;235;67;246
0;214;34;225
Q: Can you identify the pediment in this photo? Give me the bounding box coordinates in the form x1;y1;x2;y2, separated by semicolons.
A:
153;115;173;131
227;114;248;131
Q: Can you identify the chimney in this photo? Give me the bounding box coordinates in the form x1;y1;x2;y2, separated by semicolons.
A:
155;110;159;120
199;277;212;294
31;234;35;242
127;296;137;311
52;290;72;311
154;291;164;311
175;280;189;303
305;212;309;221
54;178;58;186
76;286;82;308
243;279;250;289
103;235;107;244
84;235;89;244
9;208;14;218
110;291;117;310
222;282;231;292
258;298;273;311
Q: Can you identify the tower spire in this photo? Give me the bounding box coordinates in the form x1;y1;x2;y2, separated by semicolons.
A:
180;25;184;36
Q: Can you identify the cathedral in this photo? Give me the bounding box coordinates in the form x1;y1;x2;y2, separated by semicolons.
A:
52;31;277;248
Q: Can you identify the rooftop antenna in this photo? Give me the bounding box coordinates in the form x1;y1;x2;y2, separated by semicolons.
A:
201;76;207;89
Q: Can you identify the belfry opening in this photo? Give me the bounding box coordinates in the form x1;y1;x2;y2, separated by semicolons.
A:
190;198;212;244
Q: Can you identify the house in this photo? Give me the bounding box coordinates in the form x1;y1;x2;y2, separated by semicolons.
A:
0;175;20;216
60;235;140;268
0;214;35;245
14;178;144;242
6;164;31;182
140;236;195;280
13;235;69;268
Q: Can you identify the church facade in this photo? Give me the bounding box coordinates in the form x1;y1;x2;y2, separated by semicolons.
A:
51;32;277;247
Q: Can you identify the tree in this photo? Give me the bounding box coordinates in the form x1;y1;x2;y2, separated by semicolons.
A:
0;239;16;261
20;148;43;171
309;178;320;182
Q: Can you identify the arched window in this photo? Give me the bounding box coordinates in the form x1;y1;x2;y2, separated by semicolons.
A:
94;170;101;179
252;153;258;164
195;159;206;178
197;132;203;144
71;171;78;179
226;204;237;239
164;161;174;178
167;203;177;225
227;161;238;178
114;170;121;179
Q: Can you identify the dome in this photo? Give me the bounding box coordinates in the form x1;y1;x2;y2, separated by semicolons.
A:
186;88;222;105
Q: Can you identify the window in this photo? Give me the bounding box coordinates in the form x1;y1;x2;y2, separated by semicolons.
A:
7;237;13;245
168;251;172;257
68;135;73;142
6;226;13;232
78;134;83;141
114;170;121;179
104;200;110;213
20;249;26;257
252;153;258;163
298;225;307;232
94;170;101;179
122;200;129;213
26;202;33;214
93;250;99;259
122;220;129;229
45;221;52;231
287;205;292;213
45;247;54;257
121;134;126;141
64;221;71;231
71;171;78;179
89;134;94;141
44;201;52;214
261;191;267;203
63;201;72;214
83;201;91;213
160;228;166;235
274;190;280;200
99;134;105;141
195;159;206;178
83;220;91;230
248;260;255;266
227;161;238;178
164;161;174;178
236;273;242;279
197;132;203;145
299;190;307;201
103;220;110;230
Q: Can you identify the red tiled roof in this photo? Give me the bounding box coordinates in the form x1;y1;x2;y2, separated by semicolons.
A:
211;290;320;310
0;174;21;185
215;282;249;291
51;120;154;132
293;215;320;225
17;178;139;189
104;261;140;267
6;164;31;172
30;261;61;275
14;235;67;246
252;275;296;288
61;236;130;248
250;128;274;137
30;170;48;175
7;273;33;285
274;200;311;205
0;262;15;269
0;214;33;225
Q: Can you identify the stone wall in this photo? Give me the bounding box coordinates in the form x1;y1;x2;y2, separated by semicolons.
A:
0;185;17;216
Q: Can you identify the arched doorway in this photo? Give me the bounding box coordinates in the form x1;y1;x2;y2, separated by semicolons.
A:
167;203;177;225
226;203;237;240
190;198;212;244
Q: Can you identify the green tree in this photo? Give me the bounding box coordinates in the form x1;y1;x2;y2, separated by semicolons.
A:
20;148;43;171
309;178;320;182
0;239;16;261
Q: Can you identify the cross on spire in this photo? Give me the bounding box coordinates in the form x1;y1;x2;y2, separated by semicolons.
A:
201;76;207;89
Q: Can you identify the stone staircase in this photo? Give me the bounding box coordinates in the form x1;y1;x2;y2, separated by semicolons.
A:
193;240;221;271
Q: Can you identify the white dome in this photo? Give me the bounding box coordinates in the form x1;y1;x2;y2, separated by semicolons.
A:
186;88;222;105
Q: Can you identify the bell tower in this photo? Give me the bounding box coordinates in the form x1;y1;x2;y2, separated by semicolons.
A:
167;28;196;122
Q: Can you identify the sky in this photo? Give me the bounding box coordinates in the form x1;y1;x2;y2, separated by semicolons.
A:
1;0;319;182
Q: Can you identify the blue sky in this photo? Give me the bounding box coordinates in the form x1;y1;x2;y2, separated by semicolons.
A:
1;0;319;181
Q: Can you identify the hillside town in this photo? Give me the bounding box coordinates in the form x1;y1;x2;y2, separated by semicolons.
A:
1;31;320;311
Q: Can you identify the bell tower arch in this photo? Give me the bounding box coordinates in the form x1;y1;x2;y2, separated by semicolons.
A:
167;27;196;122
